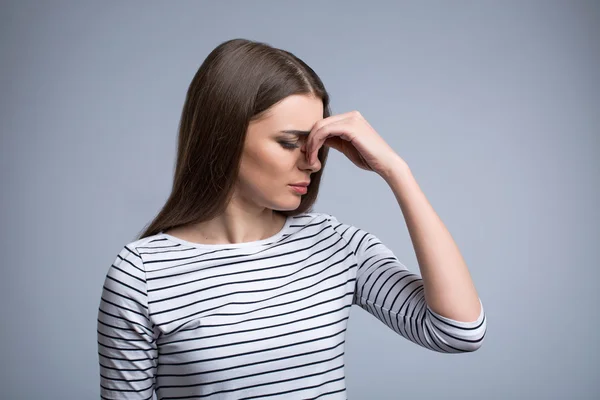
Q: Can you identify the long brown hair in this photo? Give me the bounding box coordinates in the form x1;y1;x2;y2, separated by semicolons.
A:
136;38;332;240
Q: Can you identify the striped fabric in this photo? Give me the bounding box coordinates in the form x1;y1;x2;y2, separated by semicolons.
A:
98;212;486;399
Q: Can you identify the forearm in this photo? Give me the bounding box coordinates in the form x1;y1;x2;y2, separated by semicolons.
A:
380;159;482;322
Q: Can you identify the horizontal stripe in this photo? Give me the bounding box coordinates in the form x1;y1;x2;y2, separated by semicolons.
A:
98;212;486;399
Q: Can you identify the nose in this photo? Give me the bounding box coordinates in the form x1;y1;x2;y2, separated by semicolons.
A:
300;144;321;172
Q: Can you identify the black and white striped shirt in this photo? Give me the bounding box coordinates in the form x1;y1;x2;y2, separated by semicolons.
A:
98;212;486;399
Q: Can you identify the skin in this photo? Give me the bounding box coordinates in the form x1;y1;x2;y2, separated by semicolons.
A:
165;94;322;245
166;95;482;323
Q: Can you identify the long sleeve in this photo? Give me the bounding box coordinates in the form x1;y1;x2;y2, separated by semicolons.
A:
329;215;486;353
97;245;158;399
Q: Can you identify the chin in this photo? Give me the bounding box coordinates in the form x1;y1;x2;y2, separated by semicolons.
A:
275;198;302;211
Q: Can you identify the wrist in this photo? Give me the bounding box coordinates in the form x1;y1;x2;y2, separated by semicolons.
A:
379;156;411;182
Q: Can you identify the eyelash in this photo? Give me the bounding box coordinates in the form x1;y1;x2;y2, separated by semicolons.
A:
279;141;300;150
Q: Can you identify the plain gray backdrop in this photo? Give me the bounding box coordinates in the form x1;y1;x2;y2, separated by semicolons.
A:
1;1;598;399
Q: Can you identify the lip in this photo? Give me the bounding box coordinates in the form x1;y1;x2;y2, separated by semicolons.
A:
289;184;308;195
290;181;310;187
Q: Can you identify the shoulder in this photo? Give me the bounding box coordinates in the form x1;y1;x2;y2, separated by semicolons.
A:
127;234;167;253
301;212;372;245
297;211;350;224
109;235;163;274
293;211;341;229
307;211;363;233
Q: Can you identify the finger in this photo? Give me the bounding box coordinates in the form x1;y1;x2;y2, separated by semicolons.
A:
309;121;352;164
309;120;355;164
307;112;357;158
323;136;345;152
309;111;356;136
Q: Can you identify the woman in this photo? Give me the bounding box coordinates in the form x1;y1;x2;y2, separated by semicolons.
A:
97;38;486;400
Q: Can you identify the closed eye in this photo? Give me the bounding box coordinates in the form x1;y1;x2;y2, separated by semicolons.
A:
279;141;300;150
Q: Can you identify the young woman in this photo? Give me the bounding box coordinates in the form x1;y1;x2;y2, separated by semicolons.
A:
98;38;486;400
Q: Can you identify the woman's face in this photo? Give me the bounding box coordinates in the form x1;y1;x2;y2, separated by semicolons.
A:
235;93;323;212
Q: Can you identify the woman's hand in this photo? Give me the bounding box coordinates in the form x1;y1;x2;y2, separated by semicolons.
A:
303;110;405;177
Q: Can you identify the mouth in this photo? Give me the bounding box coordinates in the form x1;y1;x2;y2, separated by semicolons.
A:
289;184;308;195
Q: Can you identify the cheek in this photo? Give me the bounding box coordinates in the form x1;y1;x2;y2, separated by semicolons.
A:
259;144;295;171
241;146;291;187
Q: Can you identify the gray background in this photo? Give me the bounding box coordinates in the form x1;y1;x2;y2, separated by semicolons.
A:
1;0;598;399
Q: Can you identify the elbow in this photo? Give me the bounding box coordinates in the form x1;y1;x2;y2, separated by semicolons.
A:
436;326;486;354
426;306;487;354
459;305;487;353
452;316;487;353
453;311;487;353
458;330;486;353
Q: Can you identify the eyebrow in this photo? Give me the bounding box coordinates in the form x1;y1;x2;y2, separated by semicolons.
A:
279;129;311;136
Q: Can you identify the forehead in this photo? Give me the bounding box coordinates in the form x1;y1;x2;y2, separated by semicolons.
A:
250;94;324;136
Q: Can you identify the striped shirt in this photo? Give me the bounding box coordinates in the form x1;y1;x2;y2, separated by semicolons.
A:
97;212;486;399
